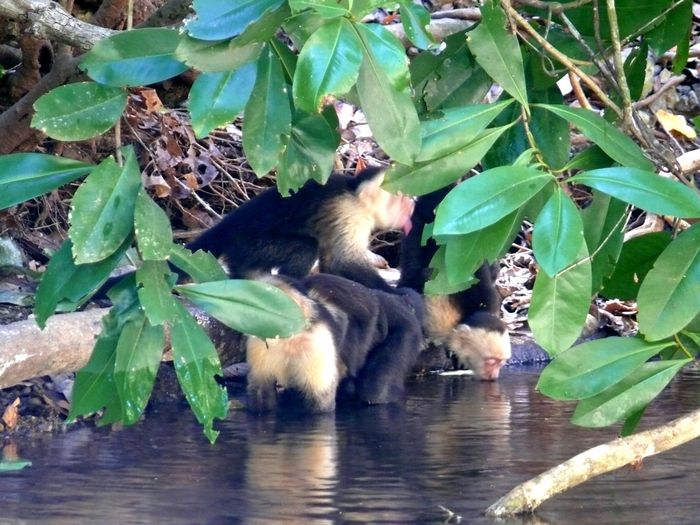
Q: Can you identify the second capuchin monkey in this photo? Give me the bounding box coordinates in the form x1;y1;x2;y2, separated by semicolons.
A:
399;188;511;381
186;167;414;293
245;274;425;413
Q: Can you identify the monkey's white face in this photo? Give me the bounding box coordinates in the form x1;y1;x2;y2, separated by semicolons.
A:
356;171;414;234
447;325;512;381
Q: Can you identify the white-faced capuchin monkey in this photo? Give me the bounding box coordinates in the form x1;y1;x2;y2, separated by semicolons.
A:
245;274;425;413
186;167;414;293
399;188;511;381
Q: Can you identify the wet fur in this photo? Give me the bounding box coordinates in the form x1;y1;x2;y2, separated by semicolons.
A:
399;188;511;380
245;274;425;412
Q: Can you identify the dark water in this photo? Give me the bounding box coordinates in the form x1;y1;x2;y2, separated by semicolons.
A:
3;368;700;524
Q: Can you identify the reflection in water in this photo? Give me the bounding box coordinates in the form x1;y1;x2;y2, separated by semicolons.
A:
2;369;700;524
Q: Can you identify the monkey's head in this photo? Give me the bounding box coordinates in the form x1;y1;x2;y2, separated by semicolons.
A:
355;168;414;234
446;312;511;381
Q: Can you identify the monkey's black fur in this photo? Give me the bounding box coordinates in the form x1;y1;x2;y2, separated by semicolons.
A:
246;274;425;413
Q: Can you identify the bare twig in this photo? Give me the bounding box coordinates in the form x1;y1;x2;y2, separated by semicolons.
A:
513;0;592;13
633;75;686;109
569;71;593;110
605;0;634;128
486;408;700;517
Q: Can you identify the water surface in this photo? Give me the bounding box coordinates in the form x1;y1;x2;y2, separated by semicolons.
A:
3;368;700;524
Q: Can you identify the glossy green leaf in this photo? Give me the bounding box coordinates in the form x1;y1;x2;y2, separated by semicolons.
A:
114;313;165;425
537;105;654;171
69;147;141;264
356;24;411;92
399;1;435;50
175;37;261;72
424;246;476;295
601;232;672;300
416;100;513;162
532;188;584;276
135;260;179;326
411;30;490;113
444;209;523;285
176;279;306;338
292;18;363;113
572;168;700;218
383;125;514;196
169;244;228;283
564;146;614;171
81;28;187;87
34;237;131;329
538;336;674;400
186;0;285;41
624;40;649;101
581;192;627;293
529;87;570;170
134;190;173;261
270;36;298;80
529;243;592;356
289;0;350;18
572;359;689;427
480;98;528;170
32;82;127;141
467;0;527;108
620;406;646;436
189;62;257;138
356;24;420;164
277;108;339;195
0;153;92;210
434;166;553;235
638;223;700;341
242;46;291;176
169;301;228;443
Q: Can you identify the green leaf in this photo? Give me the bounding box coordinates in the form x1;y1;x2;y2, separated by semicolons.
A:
0;153;92;210
623;40;649;101
399;1;435;50
637;223;700;341
581;192;627;293
169;244;228;283
169;301;228;443
189;62;257;138
411;30;490;113
537;336;674;400
69;147;142;264
289;0;350;18
383;125;514;196
242;45;291;176
81;28;187;87
571;168;700;218
356;24;411;92
34;237;131;328
564;146;614;172
277;108;339;195
292;18;363;113
0;459;32;472
529;87;570;170
175;37;261;72
434;166;553;235
532;187;584;276
467;0;527;108
134;190;173;261
186;0;285;41
620;406;646;436
529;243;592;356
176;279;306;338
571;359;689;427
32;82;127;141
601;232;672;300
416;100;513;162
114;313;164;425
536;104;654;171
355;23;420;164
646;0;692;54
135;260;179;326
424;246;476;295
